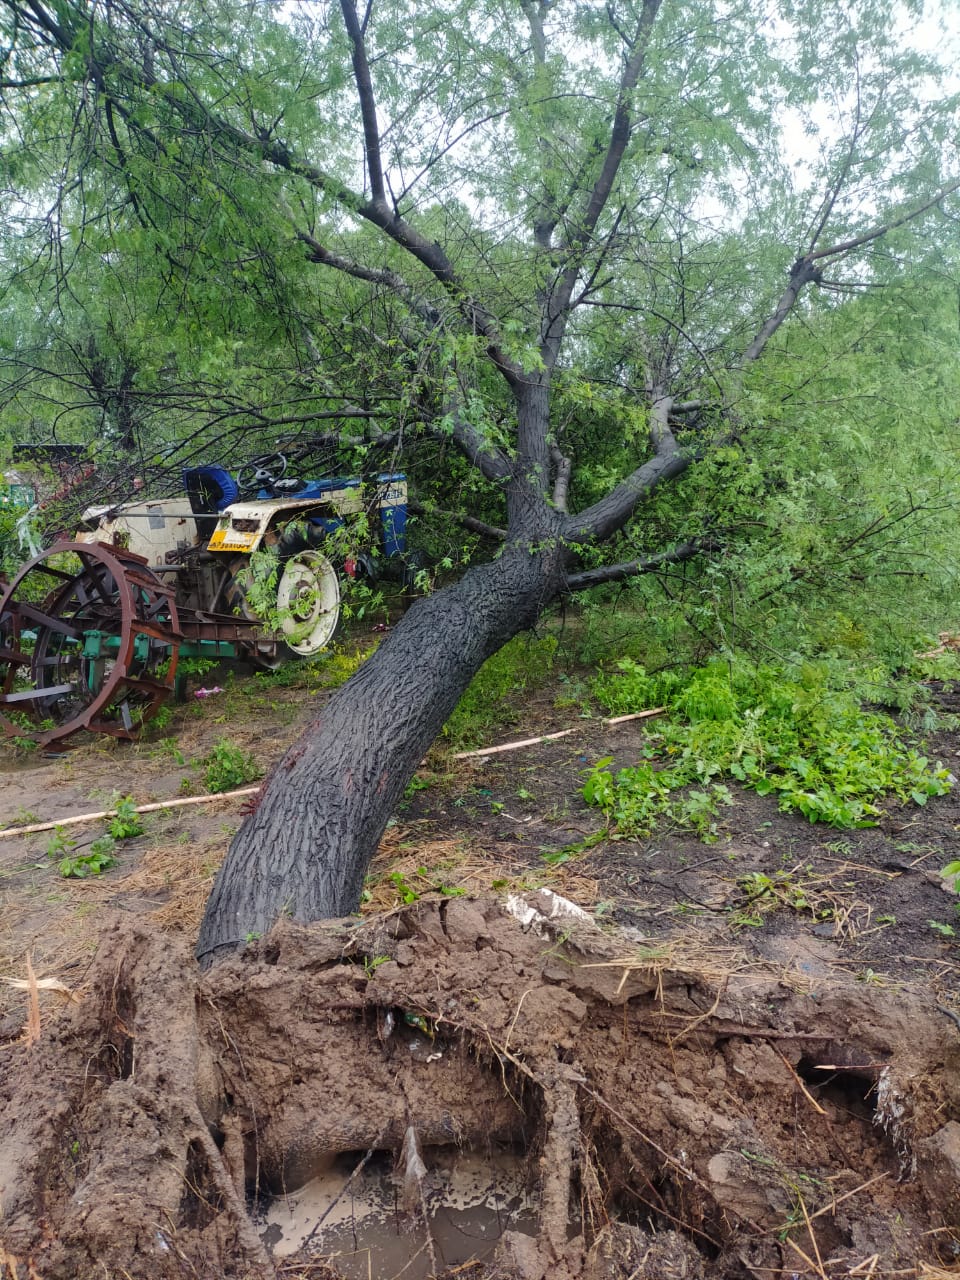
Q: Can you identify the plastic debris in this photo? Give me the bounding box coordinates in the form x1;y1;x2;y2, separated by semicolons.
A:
505;888;594;938
399;1125;427;1211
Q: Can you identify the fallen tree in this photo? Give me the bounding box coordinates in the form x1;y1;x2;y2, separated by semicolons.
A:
0;0;957;952
4;6;960;1277
0;0;957;962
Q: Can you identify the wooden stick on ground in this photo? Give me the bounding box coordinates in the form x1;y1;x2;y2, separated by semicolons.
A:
453;707;666;760
0;787;262;840
602;709;667;726
453;728;580;759
5;706;669;832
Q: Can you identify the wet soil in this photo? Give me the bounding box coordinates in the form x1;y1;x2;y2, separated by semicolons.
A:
2;652;960;1279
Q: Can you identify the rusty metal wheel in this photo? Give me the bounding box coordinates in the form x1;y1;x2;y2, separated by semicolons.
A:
0;540;181;751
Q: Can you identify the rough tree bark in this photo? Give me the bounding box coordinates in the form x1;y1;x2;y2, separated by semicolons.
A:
196;523;569;963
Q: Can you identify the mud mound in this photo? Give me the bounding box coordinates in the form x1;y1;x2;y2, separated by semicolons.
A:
2;892;960;1280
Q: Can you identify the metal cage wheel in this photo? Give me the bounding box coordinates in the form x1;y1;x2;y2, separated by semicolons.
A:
0;540;181;750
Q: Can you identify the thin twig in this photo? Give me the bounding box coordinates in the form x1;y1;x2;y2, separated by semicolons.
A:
784;1234;828;1279
299;1135;386;1251
807;1172;888;1222
774;1047;827;1115
799;1193;829;1279
847;1252;880;1277
576;1083;725;1245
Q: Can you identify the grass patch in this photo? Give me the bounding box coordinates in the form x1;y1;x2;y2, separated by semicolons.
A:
443;633;559;748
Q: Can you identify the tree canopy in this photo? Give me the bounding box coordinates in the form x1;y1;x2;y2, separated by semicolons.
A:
1;0;957;536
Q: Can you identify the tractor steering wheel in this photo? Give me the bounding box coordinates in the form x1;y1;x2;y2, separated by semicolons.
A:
236;453;288;494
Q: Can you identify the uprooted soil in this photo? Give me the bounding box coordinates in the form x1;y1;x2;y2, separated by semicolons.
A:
3;896;960;1280
3;651;960;1279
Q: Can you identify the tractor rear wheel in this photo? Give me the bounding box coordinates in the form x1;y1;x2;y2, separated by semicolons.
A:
275;548;340;657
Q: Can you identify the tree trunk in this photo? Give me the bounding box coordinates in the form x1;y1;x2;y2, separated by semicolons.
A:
196;537;566;965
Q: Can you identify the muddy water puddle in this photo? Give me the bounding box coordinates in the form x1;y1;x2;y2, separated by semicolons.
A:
260;1145;538;1277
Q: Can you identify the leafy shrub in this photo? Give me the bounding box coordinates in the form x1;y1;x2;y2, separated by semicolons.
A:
584;661;952;840
203;738;263;792
108;796;144;840
590;659;685;716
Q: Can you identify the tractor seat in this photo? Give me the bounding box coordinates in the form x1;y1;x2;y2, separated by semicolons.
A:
182;466;240;540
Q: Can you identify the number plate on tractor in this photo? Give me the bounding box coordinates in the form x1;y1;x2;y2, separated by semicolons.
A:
208;526;260;551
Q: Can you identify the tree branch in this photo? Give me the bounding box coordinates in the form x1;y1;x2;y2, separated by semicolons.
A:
806;175;960;263
742;177;960;365
564;539;701;590
292;224;441;326
563;392;688;543
741;256;823;364
339;0;386;203
539;0;663;369
6;0;529;398
445;410;513;485
407;499;505;542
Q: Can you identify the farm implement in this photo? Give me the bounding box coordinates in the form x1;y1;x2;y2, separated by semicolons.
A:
0;455;408;751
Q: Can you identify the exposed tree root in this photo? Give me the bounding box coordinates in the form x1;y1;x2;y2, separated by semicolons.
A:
3;895;960;1279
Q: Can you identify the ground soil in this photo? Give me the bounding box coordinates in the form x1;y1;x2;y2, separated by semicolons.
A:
2;643;960;1280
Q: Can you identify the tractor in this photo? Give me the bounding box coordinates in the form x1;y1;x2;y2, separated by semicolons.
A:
0;454;409;751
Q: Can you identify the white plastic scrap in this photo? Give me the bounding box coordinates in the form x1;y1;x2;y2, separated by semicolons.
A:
505;888;594;939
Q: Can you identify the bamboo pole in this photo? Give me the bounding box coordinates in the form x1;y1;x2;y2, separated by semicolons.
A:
452;707;666;760
2;706;669;835
0;786;261;840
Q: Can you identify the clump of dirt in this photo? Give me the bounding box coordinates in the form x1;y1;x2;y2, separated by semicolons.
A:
3;892;960;1280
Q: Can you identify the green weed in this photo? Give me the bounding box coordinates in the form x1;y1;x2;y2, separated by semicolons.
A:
937;860;960;932
108;796;144;840
584;660;952;840
44;826;76;860
389;870;420;903
151;736;185;765
384;865;468;907
146;705;175;735
402;774;434;802
929;919;956;938
59;835;118;878
203;739;263;793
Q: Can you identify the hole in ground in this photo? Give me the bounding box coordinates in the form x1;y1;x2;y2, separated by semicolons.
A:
591;1128;722;1262
258;1141;537;1278
795;1056;878;1121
